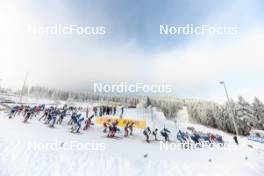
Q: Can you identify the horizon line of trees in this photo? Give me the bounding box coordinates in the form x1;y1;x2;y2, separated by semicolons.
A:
2;85;264;135
187;96;264;136
27;85;142;106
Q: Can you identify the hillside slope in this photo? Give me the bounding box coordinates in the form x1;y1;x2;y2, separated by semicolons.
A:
0;107;263;176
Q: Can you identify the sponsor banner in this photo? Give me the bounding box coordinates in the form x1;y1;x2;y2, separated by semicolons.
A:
248;136;264;144
96;116;146;129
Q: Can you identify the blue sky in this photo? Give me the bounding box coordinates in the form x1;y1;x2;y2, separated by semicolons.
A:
0;0;264;102
24;0;264;51
63;0;263;52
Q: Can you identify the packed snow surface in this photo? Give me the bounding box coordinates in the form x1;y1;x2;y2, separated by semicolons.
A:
0;105;263;176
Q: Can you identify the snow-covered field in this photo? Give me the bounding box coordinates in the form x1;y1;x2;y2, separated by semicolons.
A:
0;102;263;176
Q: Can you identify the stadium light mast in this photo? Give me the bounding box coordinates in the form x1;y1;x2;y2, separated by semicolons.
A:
0;78;2;93
20;72;29;104
150;105;155;128
219;81;239;140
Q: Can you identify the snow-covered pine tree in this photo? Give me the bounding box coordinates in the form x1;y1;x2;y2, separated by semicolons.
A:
252;97;264;130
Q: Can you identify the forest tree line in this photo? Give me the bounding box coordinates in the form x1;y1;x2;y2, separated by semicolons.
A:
187;96;264;136
2;85;263;136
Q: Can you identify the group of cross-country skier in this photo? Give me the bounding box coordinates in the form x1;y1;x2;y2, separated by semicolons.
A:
8;104;131;137
7;104;225;144
8;104;121;135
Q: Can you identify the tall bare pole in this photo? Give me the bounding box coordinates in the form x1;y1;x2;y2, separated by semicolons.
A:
0;78;2;93
20;72;29;103
219;81;239;139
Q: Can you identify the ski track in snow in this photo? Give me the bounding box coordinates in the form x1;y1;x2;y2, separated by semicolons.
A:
0;107;264;176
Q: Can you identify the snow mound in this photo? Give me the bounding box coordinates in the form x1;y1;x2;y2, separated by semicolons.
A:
0;106;263;176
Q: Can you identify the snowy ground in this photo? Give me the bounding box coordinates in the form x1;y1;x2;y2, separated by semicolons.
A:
0;105;263;176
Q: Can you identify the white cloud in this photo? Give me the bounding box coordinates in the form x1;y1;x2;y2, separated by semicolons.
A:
0;1;150;90
0;0;263;103
153;29;264;101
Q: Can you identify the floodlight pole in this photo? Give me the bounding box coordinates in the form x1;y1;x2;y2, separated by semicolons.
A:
20;72;29;104
219;81;239;139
